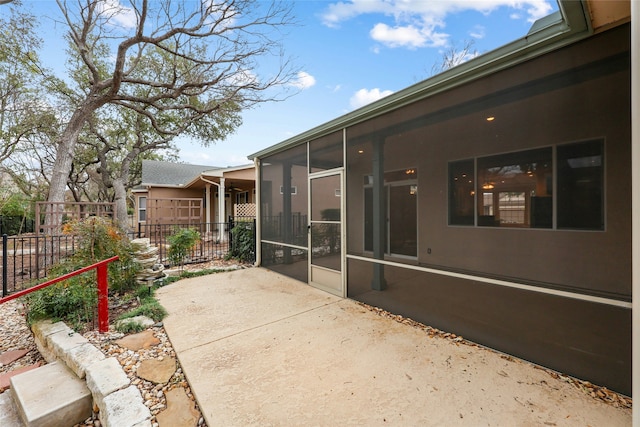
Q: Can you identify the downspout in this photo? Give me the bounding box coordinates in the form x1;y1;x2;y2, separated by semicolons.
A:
204;184;211;234
631;0;639;423
254;157;261;267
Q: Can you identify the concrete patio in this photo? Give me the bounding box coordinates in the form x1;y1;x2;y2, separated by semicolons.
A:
156;267;631;426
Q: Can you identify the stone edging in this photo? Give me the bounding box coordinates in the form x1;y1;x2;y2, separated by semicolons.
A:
32;320;151;427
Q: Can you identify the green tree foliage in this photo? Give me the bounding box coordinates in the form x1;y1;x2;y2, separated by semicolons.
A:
0;1;59;164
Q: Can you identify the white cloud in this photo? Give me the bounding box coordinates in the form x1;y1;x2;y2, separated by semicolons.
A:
469;25;485;39
321;0;555;48
349;88;393;109
370;22;448;49
97;0;137;29
290;71;316;89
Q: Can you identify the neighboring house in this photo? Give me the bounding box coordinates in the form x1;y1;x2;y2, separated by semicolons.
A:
249;1;633;395
132;160;256;232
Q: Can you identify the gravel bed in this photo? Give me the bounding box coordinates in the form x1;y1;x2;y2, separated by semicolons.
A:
0;299;207;427
80;327;207;427
0;300;46;375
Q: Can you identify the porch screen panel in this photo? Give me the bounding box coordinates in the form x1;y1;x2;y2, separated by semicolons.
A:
260;144;308;246
309;130;343;173
260;144;309;282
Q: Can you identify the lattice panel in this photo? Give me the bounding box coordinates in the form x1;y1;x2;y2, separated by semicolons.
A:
234;203;256;217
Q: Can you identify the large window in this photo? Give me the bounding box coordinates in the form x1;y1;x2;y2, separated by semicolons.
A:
448;141;603;230
477;148;552;228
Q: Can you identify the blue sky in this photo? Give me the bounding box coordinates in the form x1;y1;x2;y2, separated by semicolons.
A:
29;0;558;167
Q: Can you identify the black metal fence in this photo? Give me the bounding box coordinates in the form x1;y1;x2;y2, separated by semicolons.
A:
2;217;256;298
1;233;80;297
135;221;232;266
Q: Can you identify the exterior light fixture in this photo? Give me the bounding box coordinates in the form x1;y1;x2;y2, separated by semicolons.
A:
486;116;495;122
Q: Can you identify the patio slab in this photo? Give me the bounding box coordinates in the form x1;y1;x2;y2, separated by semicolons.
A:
156;268;631;426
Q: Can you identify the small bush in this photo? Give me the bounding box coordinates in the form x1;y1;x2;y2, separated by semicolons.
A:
26;275;96;331
117;298;167;322
167;227;201;266
115;319;145;334
226;222;254;263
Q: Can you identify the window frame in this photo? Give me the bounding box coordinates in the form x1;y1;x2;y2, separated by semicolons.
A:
447;139;604;231
138;196;147;223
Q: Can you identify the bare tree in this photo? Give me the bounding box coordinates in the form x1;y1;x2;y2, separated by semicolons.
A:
431;39;479;75
47;0;298;229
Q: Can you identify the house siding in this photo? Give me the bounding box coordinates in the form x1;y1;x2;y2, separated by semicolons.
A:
256;23;631;394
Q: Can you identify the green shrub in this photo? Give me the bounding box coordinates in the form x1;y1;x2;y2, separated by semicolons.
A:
62;216;139;293
167;227;201;266
226;222;254;262
26;275;97;331
26;217;139;329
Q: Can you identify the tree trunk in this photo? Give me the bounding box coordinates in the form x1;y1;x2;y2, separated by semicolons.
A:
46;101;105;232
112;177;129;230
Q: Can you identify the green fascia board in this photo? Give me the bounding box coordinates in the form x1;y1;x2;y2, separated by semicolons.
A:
248;0;591;160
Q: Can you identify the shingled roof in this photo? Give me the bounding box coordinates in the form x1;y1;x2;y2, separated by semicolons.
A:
140;160;221;187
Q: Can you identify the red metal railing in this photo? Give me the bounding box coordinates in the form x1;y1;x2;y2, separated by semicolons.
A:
0;256;119;333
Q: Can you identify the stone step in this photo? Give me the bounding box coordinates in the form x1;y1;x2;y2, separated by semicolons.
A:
0;391;24;427
10;361;92;427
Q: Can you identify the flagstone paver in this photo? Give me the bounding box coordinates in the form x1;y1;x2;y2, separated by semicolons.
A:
114;330;160;351
156;387;199;427
137;357;176;384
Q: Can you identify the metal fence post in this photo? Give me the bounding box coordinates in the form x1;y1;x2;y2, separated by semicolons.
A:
228;216;235;252
252;218;257;262
97;262;109;333
2;234;7;297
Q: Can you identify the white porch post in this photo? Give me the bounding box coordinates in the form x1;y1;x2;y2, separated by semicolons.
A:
631;0;639;423
218;177;226;241
205;183;211;233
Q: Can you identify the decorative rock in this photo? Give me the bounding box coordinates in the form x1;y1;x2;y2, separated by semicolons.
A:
65;342;106;378
86;357;130;411
115;316;156;331
47;326;89;357
137;357;176;384
99;385;151;427
32;320;69;362
130;238;151;251
156;387;200;427
115;330;160;351
131;239;166;285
